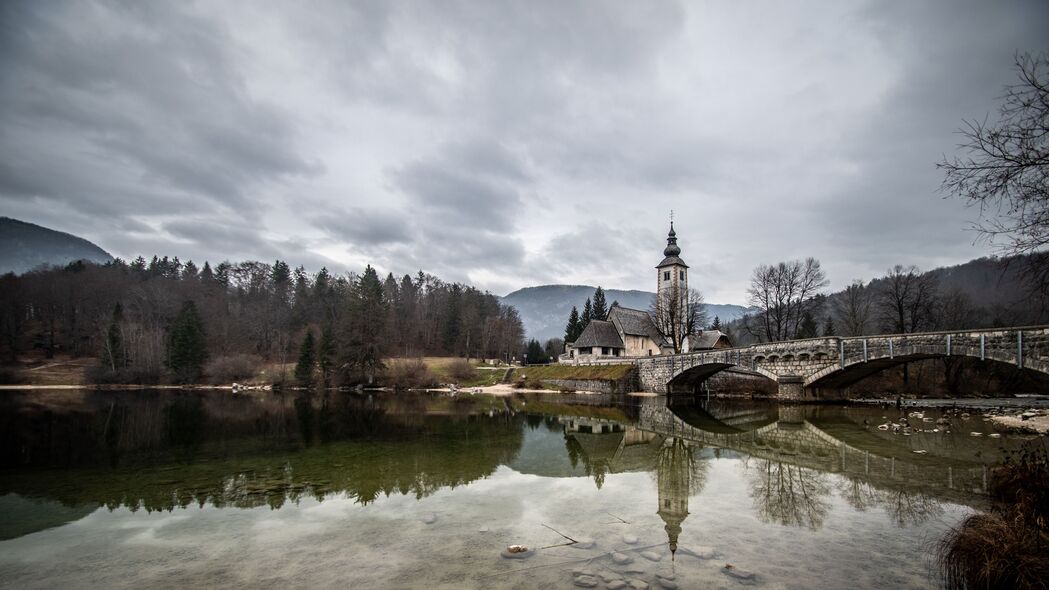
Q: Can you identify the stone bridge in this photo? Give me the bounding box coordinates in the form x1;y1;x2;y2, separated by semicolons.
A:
635;400;992;501
563;326;1049;400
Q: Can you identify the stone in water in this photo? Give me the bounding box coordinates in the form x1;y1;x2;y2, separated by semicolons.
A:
422;512;437;524
623;534;639;545
573;575;599;588
611;552;633;565
640;550;662;562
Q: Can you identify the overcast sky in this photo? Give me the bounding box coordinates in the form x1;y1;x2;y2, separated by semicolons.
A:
2;1;1047;304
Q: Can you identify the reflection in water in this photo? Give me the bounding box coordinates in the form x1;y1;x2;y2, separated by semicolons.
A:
0;389;1022;589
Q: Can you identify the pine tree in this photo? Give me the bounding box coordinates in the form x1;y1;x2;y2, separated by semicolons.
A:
168;301;207;383
565;306;581;343
709;316;722;331
592;287;608;321
295;330;316;385
525;339;548;364
318;324;335;386
582;298;593;329
822;315;836;337
796;310;819;339
342;265;387;381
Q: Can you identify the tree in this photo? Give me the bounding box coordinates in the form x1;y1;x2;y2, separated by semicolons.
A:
822;315;835;337
168;301;207;382
101;303;125;372
318;324;335;386
592;287;608;321
295;330;316;385
525;339;548;364
878;265;939;333
747;258;829;342
341;265;387;382
834;280;874;336
939;52;1049;303
709;316;722;331
796;310;819;339
564;306;582;343
544;337;564;360
581;298;593;328
652;287;706;354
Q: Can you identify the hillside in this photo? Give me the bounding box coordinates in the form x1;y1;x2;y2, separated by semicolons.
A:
501;284;754;341
0;217;113;275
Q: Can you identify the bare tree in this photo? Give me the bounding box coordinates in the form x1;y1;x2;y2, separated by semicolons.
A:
834;280;874;336
651;286;706;353
747;258;828;342
878;265;939;333
939;52;1049;303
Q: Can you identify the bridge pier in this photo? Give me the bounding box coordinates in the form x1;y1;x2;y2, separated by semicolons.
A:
777;376;805;401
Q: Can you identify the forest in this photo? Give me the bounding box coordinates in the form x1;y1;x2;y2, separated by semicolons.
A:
0;256;525;384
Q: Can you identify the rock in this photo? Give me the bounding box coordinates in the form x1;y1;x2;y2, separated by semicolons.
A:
612;552;634;565
989;433;1002;438
478;526;489;533
722;565;757;583
500;545;534;559
656;579;678;589
608;582;628;590
970;432;984;436
679;545;718;559
598;571;622;583
656;573;676;581
640;550;663;562
421;512;437;524
628;580;650;590
572;567;596;577
912;450;927;454
624;566;647;574
573;575;599;588
623;534;639;545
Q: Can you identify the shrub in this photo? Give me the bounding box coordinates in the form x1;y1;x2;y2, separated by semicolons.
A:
447;358;477;383
385;358;438;390
204;354;262;384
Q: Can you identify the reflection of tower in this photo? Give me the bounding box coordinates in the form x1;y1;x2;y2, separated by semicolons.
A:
657;437;691;557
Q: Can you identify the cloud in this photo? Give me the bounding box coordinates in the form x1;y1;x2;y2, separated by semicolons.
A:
2;0;1048;303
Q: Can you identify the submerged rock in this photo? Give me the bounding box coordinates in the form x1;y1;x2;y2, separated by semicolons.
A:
656;578;678;590
612;552;634;565
573;575;599;588
571;536;596;549
722;564;758;584
678;546;718;559
640;550;663;562
501;545;534;559
628;579;650;590
623;534;639;545
421;512;438;524
598;571;622;583
608;581;628;590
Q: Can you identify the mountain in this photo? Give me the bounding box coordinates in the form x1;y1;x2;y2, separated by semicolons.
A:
0;217;113;275
500;284;754;341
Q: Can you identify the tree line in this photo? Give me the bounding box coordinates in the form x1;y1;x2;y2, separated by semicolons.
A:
0;256;525;384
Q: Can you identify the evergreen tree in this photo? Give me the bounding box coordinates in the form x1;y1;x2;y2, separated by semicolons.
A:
564;306;581;343
168;301;207;382
796;310;819;339
822;315;836;337
342;265;387;381
318;324;335;386
295;330;316;385
709;316;722;331
582;298;593;328
525;339;548;364
592;287;608;321
610;300;619;309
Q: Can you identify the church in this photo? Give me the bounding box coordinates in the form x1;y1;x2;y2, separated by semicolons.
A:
564;223;731;359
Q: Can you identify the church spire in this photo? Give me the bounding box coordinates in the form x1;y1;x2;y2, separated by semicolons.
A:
663;220;681;257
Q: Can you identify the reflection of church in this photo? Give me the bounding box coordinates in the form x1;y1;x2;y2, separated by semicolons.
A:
558;419;697;554
657;437;692;556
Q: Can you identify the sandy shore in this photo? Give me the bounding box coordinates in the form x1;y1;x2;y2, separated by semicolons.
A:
990;414;1049;434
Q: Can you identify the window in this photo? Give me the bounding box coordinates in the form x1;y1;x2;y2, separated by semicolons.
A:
679;270;685;280
663;271;670;281
648;349;653;355
602;347;611;355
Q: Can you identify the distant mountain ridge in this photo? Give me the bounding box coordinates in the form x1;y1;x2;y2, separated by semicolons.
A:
0;217;113;275
500;284;755;341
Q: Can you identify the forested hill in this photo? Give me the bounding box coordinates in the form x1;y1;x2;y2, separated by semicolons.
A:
501;284;754;341
0;217;113;275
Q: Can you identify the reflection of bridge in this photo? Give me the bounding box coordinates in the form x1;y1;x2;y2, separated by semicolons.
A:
635;400;991;504
567;326;1049;399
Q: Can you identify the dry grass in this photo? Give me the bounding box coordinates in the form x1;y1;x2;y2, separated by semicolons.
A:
513;364;635;381
939;440;1049;590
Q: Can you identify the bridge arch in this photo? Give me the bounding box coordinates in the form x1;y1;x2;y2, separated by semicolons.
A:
806;342;1049;389
666;362;780;394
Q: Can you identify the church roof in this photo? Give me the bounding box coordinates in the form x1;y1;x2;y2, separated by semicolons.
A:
608;305;669;347
691;330;732;350
656;255;689;269
572;320;625;349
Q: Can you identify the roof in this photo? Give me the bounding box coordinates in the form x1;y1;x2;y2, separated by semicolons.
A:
608;305;669;347
572;320;625;349
691;330;731;350
656;255;689;268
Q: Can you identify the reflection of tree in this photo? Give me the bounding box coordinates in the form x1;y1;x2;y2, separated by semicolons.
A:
835;477;943;526
748;459;831;530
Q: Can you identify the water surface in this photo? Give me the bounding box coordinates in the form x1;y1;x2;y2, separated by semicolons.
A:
0;389;1029;589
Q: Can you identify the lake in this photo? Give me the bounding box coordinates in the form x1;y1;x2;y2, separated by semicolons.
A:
0;389;1032;589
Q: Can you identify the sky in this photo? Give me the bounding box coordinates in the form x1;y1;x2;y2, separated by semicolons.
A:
1;1;1047;305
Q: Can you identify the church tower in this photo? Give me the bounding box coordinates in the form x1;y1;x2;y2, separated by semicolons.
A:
657;437;692;558
656;220;690;351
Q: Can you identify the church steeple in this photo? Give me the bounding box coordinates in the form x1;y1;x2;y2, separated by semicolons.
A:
663;222;681;257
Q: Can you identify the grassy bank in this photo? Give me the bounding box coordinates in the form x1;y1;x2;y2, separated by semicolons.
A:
511;364;636;381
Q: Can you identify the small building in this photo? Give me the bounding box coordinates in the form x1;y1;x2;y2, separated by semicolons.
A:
570;319;626;357
690;330;732;350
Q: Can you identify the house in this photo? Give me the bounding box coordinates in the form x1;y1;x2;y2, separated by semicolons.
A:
565;222;732;360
